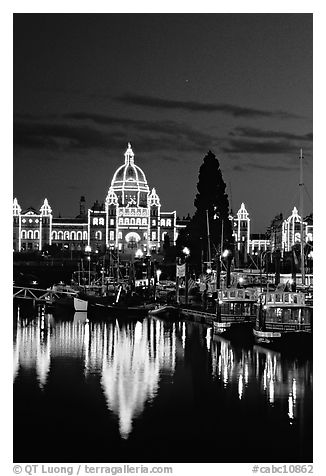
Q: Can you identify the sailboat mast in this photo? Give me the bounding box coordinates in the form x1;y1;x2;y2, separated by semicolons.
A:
299;149;305;285
206;209;212;264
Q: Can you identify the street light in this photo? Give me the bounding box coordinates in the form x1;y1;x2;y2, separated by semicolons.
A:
182;247;190;306
85;245;92;286
156;269;162;283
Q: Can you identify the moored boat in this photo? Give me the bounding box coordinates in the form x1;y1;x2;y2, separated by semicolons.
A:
213;287;258;336
253;290;312;348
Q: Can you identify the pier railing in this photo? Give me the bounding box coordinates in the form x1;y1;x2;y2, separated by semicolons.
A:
13;286;78;303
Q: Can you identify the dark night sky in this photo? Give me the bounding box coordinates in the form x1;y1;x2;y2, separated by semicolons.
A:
13;13;313;233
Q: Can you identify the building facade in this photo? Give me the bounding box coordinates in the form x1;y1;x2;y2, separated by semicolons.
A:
13;144;182;255
231;203;313;256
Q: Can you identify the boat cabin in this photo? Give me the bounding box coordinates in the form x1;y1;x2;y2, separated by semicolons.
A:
260;292;306;307
256;291;312;335
217;288;258;323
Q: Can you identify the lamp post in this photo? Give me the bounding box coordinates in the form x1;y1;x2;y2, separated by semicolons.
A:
183;247;190;306
85;245;92;286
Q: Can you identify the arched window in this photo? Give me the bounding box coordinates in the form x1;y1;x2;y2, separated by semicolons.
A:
58;231;63;240
70;231;76;241
83;231;88;240
142;218;147;225
21;230;26;239
95;231;102;240
118;232;122;239
160;218;165;226
99;218;105;226
166;219;172;227
119;218;123;225
52;231;57;240
64;231;69;240
125;218;129;225
77;231;82;241
93;217;98;225
109;231;114;241
136;218;141;225
34;230;39;240
27;230;33;239
130;218;135;225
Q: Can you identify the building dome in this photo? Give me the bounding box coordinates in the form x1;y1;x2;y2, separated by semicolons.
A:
110;143;150;207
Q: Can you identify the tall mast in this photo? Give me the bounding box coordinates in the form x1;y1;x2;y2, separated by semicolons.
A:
299;149;305;285
206;209;212;264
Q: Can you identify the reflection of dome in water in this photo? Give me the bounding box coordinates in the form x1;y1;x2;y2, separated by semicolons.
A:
110;143;149;207
100;319;177;440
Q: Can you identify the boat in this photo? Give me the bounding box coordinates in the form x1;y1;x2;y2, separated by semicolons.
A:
253;290;312;348
148;304;180;320
52;294;88;313
87;301;153;319
86;284;155;319
213;287;258;336
49;283;88;313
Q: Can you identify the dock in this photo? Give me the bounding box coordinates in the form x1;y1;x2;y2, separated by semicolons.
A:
13;286;78;304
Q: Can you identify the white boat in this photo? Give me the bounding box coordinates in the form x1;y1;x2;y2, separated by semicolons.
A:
74;296;88;311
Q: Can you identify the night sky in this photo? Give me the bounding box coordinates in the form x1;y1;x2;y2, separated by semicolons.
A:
13;13;313;233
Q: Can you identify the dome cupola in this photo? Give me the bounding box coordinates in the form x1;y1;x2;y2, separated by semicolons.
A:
110;143;149;207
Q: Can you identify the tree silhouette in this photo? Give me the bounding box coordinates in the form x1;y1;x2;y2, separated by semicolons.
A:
177;150;232;269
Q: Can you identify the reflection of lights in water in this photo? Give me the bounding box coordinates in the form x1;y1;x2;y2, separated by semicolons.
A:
182;322;186;348
292;378;297;400
73;312;88;324
269;379;274;403
83;321;90;376
263;370;267;390
205;327;212;351
287;378;297;423
36;332;51;389
134;321;142;344
14;315;51;388
238;374;243;400
244;363;249;385
218;356;222;375
101;319;177;440
288;394;294;422
13;318;21;382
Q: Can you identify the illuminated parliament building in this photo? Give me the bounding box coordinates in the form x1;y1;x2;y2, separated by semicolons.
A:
13;144;180;255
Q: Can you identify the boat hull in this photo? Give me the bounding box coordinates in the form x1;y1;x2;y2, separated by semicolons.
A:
53;296;86;312
213;320;254;341
148;305;180;320
87;302;150;320
74;297;88;311
253;328;312;353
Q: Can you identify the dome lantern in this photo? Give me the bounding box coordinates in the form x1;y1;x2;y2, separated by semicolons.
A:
124;142;135;165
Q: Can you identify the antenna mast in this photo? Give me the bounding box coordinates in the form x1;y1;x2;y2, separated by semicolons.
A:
299;149;305;285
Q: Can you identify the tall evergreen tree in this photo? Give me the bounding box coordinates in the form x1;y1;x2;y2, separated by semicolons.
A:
177;150;232;268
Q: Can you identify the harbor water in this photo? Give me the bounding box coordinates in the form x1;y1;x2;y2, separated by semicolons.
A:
13;304;312;463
